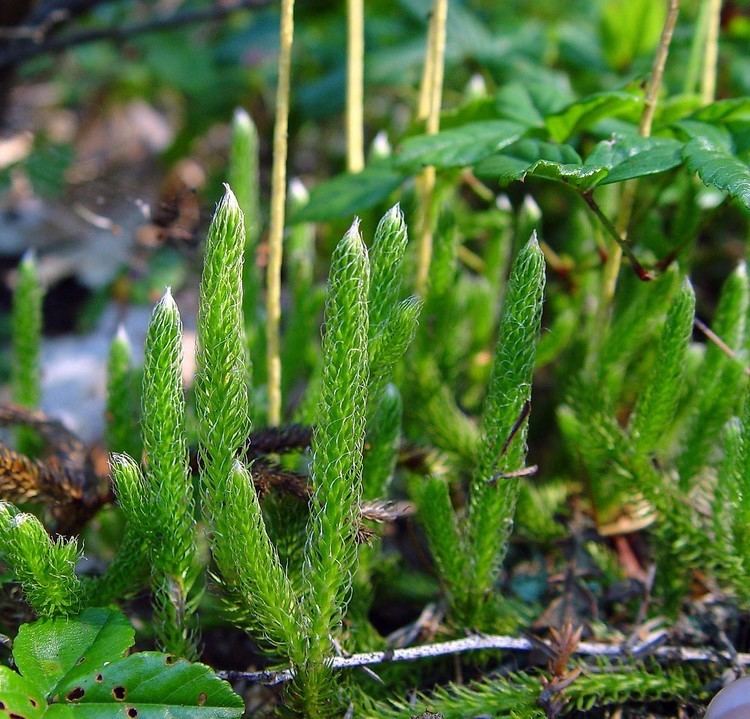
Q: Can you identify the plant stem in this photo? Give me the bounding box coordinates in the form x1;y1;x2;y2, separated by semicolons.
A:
266;0;295;426
346;0;364;173
640;0;680;138
701;0;722;104
415;0;448;296
594;0;679;301
581;193;652;281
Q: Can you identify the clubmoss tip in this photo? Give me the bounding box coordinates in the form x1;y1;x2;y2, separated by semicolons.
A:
20;248;37;267
233;106;251;129
114;323;131;346
289;177;309;205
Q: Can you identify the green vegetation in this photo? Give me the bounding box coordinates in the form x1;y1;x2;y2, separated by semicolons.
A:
2;0;750;716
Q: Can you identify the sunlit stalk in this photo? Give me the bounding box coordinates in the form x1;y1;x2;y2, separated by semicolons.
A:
346;0;364;173
600;0;680;306
266;0;295;426
701;0;722;104
415;0;448;296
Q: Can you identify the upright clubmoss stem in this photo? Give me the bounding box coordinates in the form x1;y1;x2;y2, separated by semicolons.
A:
11;251;42;455
266;0;295;426
701;0;722;104
346;0;365;173
415;0;448;297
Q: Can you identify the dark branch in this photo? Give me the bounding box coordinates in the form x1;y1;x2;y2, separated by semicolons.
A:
0;0;273;70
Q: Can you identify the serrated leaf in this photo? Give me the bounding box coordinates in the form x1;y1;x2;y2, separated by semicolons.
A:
291;167;404;223
13;608;134;697
394;120;527;171
494;81;573;127
44;652;243;718
0;665;45;718
673;120;733;150
683;137;750;211
690;97;750;123
545;91;643;142
474;138;606;189
596;137;683;185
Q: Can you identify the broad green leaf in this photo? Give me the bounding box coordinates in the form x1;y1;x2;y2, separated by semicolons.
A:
673;120;733;151
597;137;684;185
494;80;573;128
394;120;526;171
291;167;404;223
44;652;244;718
14;607;133;697
0;665;45;719
683;137;750;211
690;97;750;123
545;91;643;142
600;0;666;70
474;139;606;189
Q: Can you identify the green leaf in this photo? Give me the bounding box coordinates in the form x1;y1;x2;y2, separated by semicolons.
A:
475;139;606;189
673;120;733;150
13;607;133;697
600;0;666;70
545;91;642;142
291;167;404;222
595;136;684;185
683;137;750;211
394;120;526;171
494;81;573;127
0;665;45;719
690;97;750;123
45;653;243;717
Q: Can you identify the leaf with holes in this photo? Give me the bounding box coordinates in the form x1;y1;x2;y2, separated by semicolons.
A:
43;652;243;718
0;665;46;719
1;608;244;718
13;607;134;698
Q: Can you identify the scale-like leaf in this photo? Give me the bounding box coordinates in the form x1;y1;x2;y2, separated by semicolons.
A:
292;167;404;222
13;608;134;697
683;137;750;211
394;120;526;171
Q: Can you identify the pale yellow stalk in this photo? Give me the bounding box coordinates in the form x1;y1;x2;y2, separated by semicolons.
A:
603;0;680;305
266;0;295;426
415;0;448;297
347;0;365;173
701;0;722;104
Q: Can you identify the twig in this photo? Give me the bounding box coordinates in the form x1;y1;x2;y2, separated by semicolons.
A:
265;0;295;426
640;0;681;138
218;629;750;686
0;0;273;70
595;0;679;305
580;192;652;281
694;317;750;377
